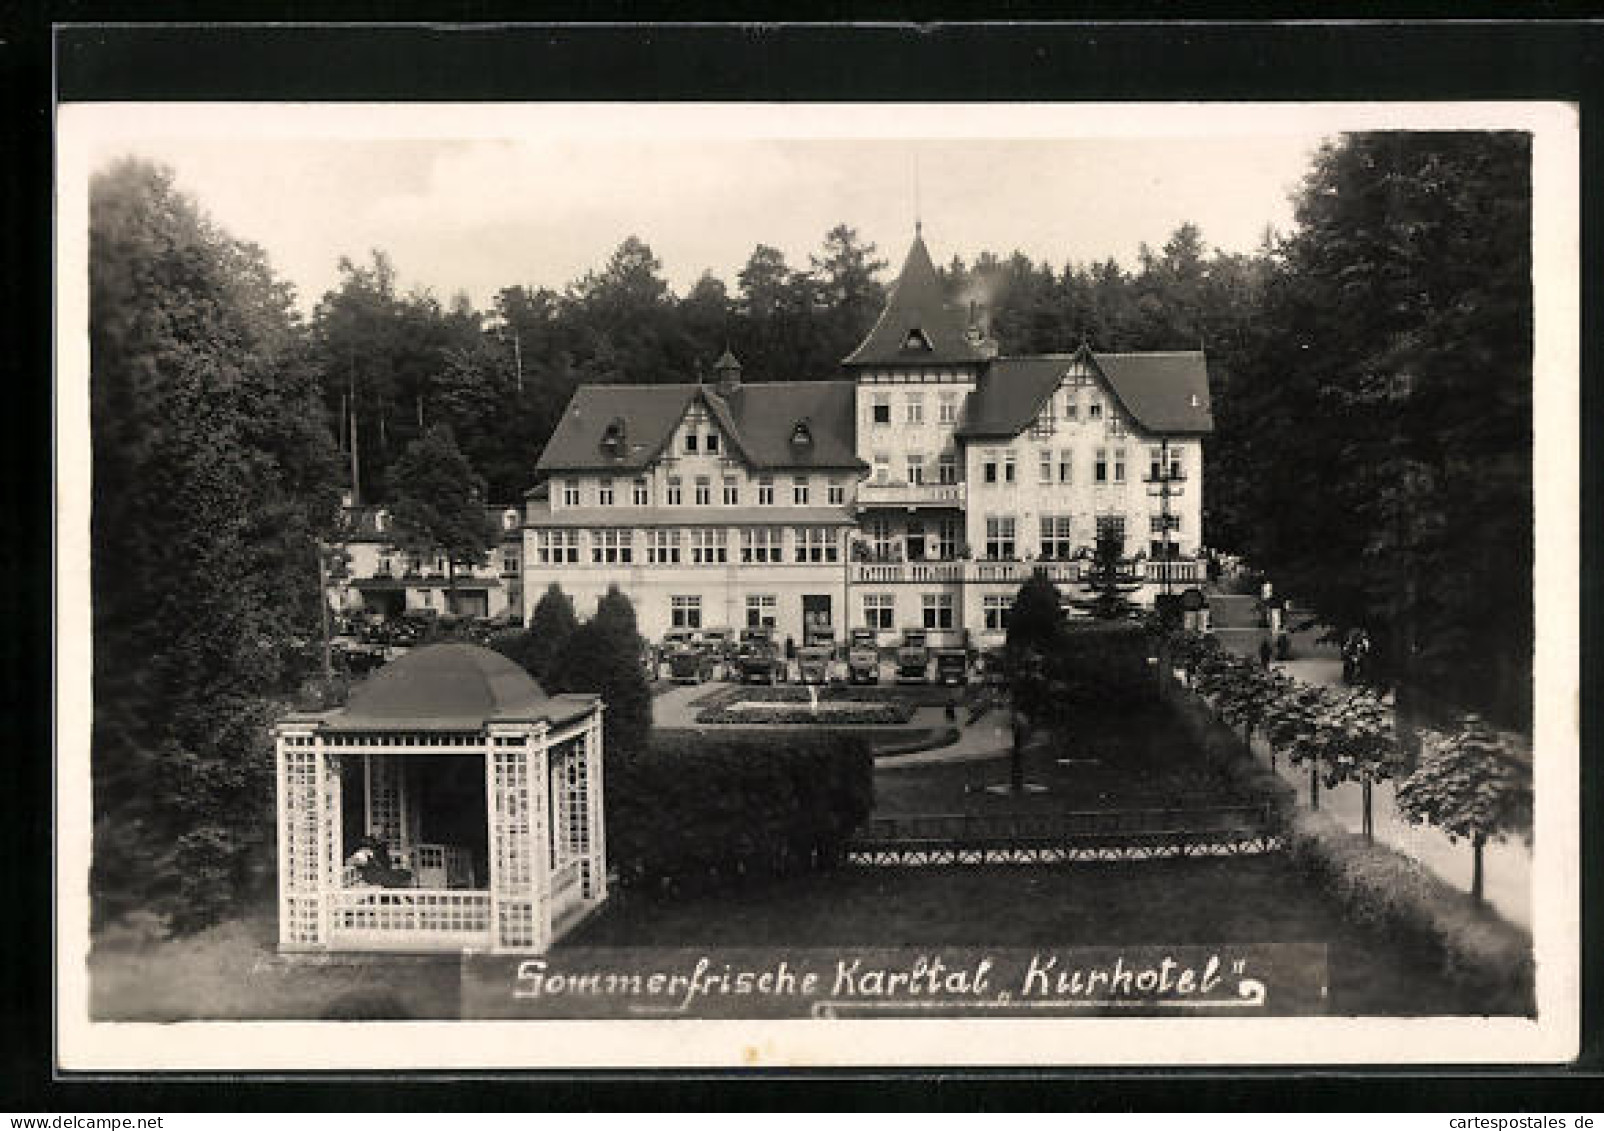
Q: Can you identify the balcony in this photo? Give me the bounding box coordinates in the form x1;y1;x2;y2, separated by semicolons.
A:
855;481;966;509
853;560;966;585
849;557;1202;587
965;559;1084;585
1141;558;1204;585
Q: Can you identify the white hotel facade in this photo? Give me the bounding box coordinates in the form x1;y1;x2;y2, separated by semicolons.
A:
522;231;1213;649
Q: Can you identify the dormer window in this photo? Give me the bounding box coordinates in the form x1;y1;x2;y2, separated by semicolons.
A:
903;328;932;352
791;420;814;448
600;417;627;454
502;508;519;530
374;510;389;533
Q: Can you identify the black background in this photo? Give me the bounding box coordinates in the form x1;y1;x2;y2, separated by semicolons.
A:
4;11;1601;1113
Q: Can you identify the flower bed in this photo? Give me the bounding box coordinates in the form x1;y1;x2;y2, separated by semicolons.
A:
695;694;914;726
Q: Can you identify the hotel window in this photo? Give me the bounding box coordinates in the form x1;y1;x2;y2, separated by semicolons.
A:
873;455;890;484
1064;393;1079;421
1113;448;1127;483
598;478;615;506
537;530;580;565
872;395;891;426
694;476;712;506
741;527;784;564
983;594;1012;632
1040;515;1075;560
646;529;682;565
562;479;581;507
938;453;958;485
906;395;925;425
1088;398;1104;421
1058;449;1074;484
906;521;926;561
671;595;702;629
936;518;960;560
907;454;925;485
793;476;810;505
723;476;740;505
591;529;632;565
757;476;775;505
632;478;650;505
1151;447;1183;481
985;515;1017;560
827;480;846;506
1003;453;1017;484
1150;513;1182;534
868;517;894;559
501;552;518;574
1096;514;1127;551
1095;448;1108;483
795;526;838;564
922;592;955;630
863;593;895;631
684;431;698;455
690;528;727;565
1038;450;1053;485
938;393;959;424
666;477;683;505
706;433;720;455
983;451;999;484
1108;414;1128;439
746;593;778;628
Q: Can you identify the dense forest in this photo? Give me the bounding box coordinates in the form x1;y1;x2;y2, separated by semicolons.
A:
89;132;1534;930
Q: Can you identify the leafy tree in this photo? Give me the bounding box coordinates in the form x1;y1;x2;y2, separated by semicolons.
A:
1002;574;1066;792
550;586;653;761
1217;132;1533;728
491;582;577;685
90;158;342;931
1396;714;1532;904
385;425;492;614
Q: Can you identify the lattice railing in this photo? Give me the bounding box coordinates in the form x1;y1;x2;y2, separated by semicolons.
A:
328;889;491;936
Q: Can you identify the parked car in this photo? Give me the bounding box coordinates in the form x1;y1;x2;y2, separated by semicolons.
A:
847;628;881;685
736;629;785;684
667;641;716;683
934;648;969;686
897;628;931;682
797;645;833;685
701;626;736;662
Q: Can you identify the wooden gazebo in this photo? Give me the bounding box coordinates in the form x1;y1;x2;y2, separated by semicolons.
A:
274;643;606;954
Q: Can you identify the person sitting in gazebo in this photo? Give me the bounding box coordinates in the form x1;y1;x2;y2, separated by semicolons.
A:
345;834;413;889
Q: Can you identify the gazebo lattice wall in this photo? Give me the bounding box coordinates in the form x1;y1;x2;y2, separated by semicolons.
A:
273;644;607;955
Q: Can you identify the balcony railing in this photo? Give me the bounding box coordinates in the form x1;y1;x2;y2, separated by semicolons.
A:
856;481;966;508
849;557;1202;586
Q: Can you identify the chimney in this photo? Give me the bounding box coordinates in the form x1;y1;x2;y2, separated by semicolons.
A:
713;348;742;397
964;300;997;357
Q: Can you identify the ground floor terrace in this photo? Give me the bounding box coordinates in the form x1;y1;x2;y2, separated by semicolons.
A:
523;555;1205;648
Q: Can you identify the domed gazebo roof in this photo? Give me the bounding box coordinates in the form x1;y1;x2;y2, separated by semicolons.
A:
316;642;597;733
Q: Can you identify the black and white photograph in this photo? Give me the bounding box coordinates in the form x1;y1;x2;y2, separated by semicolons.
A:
54;84;1580;1071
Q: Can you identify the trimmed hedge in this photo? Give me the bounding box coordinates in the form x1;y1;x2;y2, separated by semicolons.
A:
1285;808;1534;1015
1166;673;1534;1014
606;731;874;895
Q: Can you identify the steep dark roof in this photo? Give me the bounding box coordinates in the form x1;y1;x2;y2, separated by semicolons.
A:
313;643;596;732
843;234;988;368
536;381;864;476
956;350;1213;439
1092;352;1215;434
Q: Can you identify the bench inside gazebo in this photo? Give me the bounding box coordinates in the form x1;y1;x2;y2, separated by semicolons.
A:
274;643;607;954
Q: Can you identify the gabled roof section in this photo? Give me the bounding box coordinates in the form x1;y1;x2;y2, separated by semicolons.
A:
1091;351;1214;434
956;348;1213;439
535;380;864;476
843;233;988;368
535;384;699;475
716;381;862;470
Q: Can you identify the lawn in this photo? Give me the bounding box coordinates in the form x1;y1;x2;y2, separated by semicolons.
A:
568;860;1486;1017
874;697;1248;816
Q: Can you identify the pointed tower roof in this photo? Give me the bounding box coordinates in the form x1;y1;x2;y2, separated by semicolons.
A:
843;231;988;368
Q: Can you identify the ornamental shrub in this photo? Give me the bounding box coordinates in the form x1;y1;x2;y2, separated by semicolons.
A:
605;731;874;895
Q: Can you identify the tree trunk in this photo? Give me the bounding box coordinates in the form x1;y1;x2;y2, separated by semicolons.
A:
1010;714;1027;794
1361;779;1373;841
1309;763;1320;811
1471;834;1486;905
447;558;458;619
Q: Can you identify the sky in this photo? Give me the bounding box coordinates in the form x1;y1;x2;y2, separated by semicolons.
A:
75;106;1335;315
